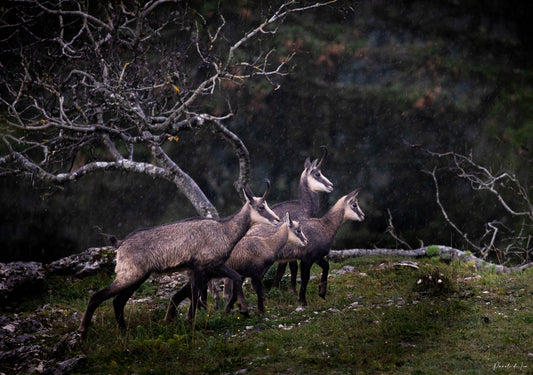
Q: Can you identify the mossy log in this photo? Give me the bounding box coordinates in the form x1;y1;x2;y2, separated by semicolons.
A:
328;245;533;274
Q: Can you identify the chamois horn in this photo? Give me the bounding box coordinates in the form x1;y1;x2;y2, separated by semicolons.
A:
316;145;328;168
244;179;271;201
262;178;271;199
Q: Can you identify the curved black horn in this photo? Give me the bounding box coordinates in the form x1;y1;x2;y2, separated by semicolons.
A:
243;183;255;202
262;178;271;199
317;145;328;168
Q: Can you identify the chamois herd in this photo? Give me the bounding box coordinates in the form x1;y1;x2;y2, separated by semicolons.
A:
78;147;365;338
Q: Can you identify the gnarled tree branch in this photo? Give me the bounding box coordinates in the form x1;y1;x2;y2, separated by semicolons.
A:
1;1;335;221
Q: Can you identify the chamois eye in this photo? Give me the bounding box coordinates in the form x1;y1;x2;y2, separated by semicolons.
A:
258;204;265;211
314;172;320;178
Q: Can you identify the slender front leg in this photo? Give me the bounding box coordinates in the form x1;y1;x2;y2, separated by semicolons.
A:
288;260;299;294
250;276;266;314
214;265;249;316
298;261;312;306
315;257;330;299
223;277;233;305
272;262;288;288
165;282;192;321
187;271;207;321
224;277;242;313
208;279;221;310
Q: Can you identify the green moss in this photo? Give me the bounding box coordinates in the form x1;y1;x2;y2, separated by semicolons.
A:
426;245;441;256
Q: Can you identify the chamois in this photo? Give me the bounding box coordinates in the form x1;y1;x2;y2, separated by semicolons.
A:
78;181;280;337
292;189;364;306
224;213;308;313
165;212;307;317
271;146;334;292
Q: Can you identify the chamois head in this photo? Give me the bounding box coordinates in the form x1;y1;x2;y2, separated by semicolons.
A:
343;188;365;222
243;179;280;225
304;146;334;193
284;212;308;247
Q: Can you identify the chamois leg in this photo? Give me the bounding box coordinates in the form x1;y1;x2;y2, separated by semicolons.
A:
165;282;192;322
78;281;130;337
186;271;207;321
208;279;221;310
224;277;244;313
316;257;329;299
216;265;249;316
298;261;312;306
113;278;147;330
288;260;299;294
198;283;210;310
223;277;233;305
165;272;219;322
272;262;287;288
250;276;266;314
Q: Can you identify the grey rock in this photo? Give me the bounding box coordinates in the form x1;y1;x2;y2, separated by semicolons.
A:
47;246;116;277
0;261;45;302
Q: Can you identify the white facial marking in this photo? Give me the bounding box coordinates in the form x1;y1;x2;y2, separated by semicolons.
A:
250;199;280;225
307;172;334;193
264;202;280;223
345;198;365;222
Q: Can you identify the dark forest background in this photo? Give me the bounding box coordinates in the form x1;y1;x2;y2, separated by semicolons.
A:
1;0;532;263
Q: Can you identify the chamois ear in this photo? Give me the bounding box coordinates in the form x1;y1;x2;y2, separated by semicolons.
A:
350;188;361;199
304;157;312;170
284;212;291;225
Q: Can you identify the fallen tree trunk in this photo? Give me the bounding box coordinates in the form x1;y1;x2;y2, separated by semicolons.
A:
329;245;533;274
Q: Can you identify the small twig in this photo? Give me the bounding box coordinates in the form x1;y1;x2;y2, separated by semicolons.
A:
423;167;482;252
385;209;412;250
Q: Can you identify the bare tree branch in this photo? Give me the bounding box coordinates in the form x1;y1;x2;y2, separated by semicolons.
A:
420;149;533;263
423;167;483;253
385;208;413;250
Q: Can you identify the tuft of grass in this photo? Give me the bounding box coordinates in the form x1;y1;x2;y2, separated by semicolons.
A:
426;245;441;256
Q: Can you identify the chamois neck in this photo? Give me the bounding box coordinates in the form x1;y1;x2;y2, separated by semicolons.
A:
299;171;322;217
321;196;347;229
221;203;252;246
271;223;289;249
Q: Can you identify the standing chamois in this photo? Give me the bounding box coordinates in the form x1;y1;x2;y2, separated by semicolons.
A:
293;189;364;306
166;212;308;317
271;146;334;292
78;181;279;337
224;213;308;313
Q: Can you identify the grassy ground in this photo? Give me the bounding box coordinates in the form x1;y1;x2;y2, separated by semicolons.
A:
3;256;533;374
